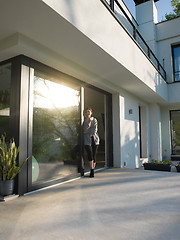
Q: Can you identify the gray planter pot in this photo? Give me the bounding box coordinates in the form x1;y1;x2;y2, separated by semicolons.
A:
0;180;14;196
143;163;171;172
175;166;180;172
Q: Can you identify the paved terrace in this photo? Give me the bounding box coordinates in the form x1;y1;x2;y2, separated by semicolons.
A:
1;168;180;240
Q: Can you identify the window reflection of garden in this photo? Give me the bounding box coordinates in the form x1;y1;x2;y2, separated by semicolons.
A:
32;76;80;184
172;122;180;155
33;106;80;164
171;111;180;155
0;89;10;138
0;63;11;140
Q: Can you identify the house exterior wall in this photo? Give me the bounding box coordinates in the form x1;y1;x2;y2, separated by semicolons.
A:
156;18;180;83
113;88;152;169
135;0;180;163
119;90;141;168
0;0;180;194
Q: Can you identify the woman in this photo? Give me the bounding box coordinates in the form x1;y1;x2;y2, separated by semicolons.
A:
83;107;100;178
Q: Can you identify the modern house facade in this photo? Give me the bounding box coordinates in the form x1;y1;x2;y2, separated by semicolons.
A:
0;0;180;195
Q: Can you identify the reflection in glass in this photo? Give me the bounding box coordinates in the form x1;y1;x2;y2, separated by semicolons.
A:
0;63;11;139
173;46;180;81
171;111;180;155
32;71;80;185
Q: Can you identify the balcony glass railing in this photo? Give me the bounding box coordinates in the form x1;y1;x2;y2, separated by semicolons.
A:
100;0;167;81
175;71;180;81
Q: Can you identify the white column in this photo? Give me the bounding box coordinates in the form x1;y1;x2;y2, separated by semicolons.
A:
136;0;158;54
149;103;162;161
140;106;148;158
112;93;121;167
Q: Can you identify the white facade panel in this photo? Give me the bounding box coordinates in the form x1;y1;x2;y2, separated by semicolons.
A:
157;39;175;82
168;83;180;103
120;90;141;168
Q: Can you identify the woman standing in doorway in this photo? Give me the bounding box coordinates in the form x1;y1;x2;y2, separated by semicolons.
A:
83;107;100;178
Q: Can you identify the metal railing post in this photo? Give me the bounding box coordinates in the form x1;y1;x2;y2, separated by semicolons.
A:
133;26;136;40
110;0;114;11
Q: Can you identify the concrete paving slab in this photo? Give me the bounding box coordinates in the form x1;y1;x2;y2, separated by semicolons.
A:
1;168;180;240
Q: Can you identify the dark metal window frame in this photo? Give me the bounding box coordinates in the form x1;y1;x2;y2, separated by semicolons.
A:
0;56;29;195
0;55;113;195
172;44;180;82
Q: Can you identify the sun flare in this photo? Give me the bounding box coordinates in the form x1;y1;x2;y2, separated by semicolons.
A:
34;77;79;109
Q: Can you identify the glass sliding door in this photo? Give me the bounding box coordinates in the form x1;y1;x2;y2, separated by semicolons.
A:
32;70;80;185
171;110;180;155
0;63;11;139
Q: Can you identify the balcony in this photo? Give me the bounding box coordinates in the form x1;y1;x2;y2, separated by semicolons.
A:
0;0;168;103
103;0;166;80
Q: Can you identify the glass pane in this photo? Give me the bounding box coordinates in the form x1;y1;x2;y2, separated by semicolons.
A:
0;63;11;140
173;46;180;81
32;70;80;185
171;111;180;155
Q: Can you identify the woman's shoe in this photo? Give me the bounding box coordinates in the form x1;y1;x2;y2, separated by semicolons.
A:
90;169;94;178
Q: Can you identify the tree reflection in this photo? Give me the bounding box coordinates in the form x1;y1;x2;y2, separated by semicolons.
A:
0;89;10;139
33;77;80;167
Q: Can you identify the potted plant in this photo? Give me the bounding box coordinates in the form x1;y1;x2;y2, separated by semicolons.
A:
143;159;171;172
175;162;180;172
0;134;29;197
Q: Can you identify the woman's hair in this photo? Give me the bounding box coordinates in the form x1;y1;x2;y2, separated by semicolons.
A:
85;107;93;112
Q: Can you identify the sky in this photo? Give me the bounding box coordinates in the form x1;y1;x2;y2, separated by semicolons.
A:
123;0;174;22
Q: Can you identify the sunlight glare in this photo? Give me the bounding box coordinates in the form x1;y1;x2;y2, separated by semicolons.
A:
34;77;79;109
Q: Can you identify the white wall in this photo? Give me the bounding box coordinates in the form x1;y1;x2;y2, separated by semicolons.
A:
168;83;180;103
112;87;153;169
156;18;180;82
119;90;141;168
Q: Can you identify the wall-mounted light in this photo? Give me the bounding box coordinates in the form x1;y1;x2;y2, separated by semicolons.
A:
129;109;133;114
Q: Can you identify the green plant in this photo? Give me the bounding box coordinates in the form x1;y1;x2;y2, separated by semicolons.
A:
151;159;159;164
165;0;180;20
151;159;171;165
0;134;29;181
